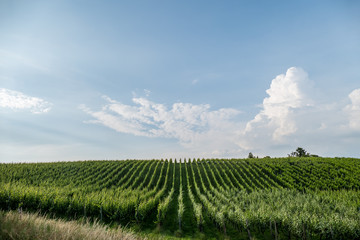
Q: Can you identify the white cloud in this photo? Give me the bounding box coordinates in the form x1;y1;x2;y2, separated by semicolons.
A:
81;96;243;156
144;89;151;97
243;67;312;142
192;79;199;85
0;88;52;114
81;67;360;158
345;88;360;130
238;68;360;157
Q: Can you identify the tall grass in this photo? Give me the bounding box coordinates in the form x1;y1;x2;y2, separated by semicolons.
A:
0;210;142;240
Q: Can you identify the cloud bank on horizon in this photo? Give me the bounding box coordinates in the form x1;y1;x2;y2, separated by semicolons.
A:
1;67;359;160
80;67;360;157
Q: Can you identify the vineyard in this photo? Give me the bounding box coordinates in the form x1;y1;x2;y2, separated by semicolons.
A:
1;157;360;239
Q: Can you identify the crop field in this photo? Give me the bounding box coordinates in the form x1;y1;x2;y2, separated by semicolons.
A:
1;157;360;239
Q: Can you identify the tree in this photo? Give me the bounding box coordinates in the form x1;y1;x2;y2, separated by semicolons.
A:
289;147;310;157
248;152;254;158
296;147;308;157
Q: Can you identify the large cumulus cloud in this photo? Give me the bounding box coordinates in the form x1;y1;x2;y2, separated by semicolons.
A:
345;89;360;130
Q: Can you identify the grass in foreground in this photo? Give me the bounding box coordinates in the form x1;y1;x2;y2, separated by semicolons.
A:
0;210;142;240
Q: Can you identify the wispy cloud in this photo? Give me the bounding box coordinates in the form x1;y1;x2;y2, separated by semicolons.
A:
0;88;52;114
192;79;199;85
80;95;243;155
144;89;151;97
0;49;50;73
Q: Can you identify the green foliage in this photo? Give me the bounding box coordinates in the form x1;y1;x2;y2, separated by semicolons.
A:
289;147;311;157
0;157;360;239
156;161;175;225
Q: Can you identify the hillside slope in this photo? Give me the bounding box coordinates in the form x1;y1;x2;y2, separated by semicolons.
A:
1;158;360;239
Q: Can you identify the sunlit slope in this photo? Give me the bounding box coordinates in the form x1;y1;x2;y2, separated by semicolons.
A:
1;158;360;239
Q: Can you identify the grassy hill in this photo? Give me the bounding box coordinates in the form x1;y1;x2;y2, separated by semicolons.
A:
0;210;142;240
1;157;360;239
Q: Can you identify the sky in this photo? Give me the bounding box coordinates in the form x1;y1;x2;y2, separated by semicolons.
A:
1;0;360;162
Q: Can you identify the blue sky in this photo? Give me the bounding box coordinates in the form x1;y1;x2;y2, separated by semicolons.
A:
1;1;360;162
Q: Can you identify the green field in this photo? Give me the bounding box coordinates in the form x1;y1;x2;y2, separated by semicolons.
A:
1;157;360;239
